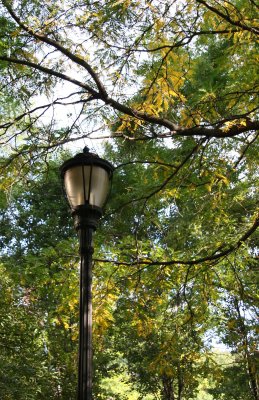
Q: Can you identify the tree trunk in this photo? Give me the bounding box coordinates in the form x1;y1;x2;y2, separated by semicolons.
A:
234;298;259;400
162;376;175;400
177;363;184;400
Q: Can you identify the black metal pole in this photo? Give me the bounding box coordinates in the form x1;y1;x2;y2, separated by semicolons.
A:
78;226;94;400
60;148;114;399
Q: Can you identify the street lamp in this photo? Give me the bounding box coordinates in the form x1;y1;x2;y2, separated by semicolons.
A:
60;147;114;400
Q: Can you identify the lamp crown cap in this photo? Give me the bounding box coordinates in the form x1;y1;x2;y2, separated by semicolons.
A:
60;147;114;177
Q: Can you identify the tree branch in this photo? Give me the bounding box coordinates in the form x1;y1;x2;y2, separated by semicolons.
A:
0;55;99;97
196;0;259;35
2;54;258;138
2;0;108;97
94;214;259;266
0;91;88;130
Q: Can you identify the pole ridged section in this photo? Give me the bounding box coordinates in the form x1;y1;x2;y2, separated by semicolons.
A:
78;227;93;400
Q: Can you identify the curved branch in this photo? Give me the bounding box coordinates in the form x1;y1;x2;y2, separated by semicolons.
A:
95;214;259;266
196;0;259;35
2;55;258;138
234;132;259;168
115;160;178;169
0;91;89;130
109;140;203;218
94;28;240;54
0;55;99;97
2;0;108;97
1;57;258;139
175;119;259;138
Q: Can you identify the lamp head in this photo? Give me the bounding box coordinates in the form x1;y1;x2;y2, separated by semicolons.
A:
60;147;114;229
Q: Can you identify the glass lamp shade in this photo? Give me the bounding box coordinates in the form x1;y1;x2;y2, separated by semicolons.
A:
64;165;110;208
61;148;114;210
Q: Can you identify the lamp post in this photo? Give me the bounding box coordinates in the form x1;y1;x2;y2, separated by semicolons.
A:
60;147;114;400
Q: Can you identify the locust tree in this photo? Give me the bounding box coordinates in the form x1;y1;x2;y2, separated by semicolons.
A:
0;0;258;399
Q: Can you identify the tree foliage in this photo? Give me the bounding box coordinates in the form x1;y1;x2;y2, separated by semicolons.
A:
0;0;258;399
